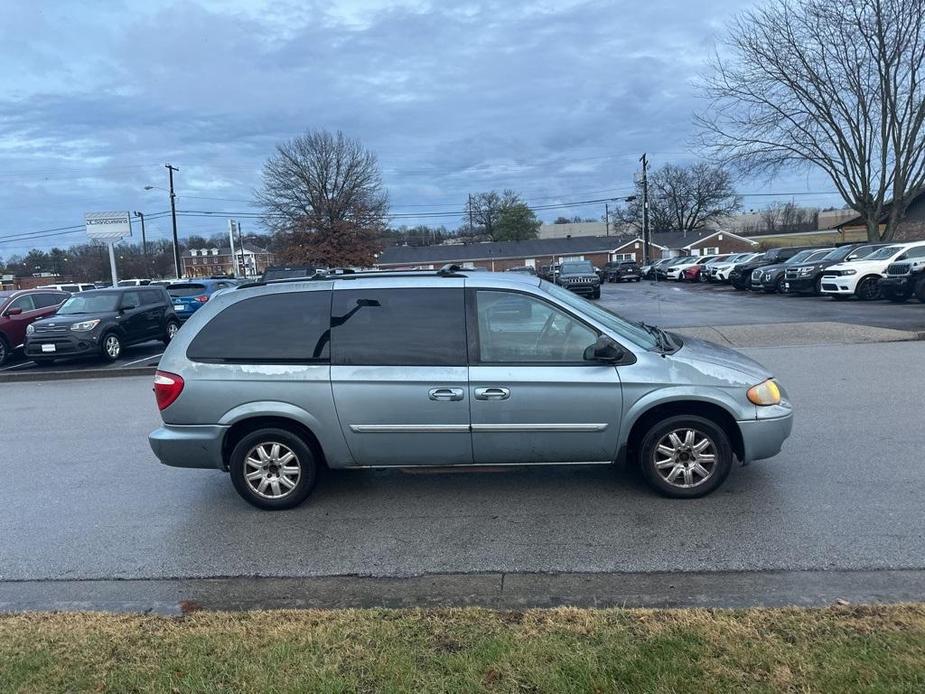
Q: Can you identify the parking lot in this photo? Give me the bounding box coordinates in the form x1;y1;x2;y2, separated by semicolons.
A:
2;278;923;381
2;278;924;610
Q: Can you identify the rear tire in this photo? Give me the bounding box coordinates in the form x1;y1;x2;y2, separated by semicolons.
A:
163;319;180;345
639;415;733;498
229;428;318;510
0;336;9;366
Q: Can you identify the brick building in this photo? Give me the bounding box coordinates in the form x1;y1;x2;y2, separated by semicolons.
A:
376;231;757;270
181;246;274;278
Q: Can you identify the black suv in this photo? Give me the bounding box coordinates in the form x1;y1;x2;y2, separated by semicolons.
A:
730;247;818;290
750;248;834;293
783;243;886;296
879;245;925;303
602;260;642;283
556;260;601;299
25;287;179;364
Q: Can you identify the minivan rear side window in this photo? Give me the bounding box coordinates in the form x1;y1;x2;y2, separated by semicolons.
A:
187;291;331;363
331;288;466;366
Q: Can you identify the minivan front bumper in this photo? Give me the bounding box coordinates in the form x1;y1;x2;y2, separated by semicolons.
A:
737;411;793;463
149;424;228;469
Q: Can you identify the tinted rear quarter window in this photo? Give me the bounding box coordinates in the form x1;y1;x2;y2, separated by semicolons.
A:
331;287;466;366
187;291;331;363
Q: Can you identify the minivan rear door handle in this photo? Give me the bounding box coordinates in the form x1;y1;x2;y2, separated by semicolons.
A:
474;387;511;400
429;387;464;401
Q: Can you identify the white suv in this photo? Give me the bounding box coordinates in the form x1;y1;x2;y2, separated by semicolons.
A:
712;253;758;282
820;241;925;300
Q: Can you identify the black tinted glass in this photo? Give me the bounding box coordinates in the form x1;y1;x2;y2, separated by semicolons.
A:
331;288;466;366
31;293;66;309
187;291;331;363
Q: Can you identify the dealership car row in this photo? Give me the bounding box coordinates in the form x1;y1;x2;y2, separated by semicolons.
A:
634;240;925;303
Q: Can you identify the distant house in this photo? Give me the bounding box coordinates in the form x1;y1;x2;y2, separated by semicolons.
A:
181;246;274;278
836;190;925;242
375;231;757;270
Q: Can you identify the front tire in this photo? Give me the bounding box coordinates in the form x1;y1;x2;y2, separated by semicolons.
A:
915;277;925;303
0;336;9;366
592;288;601;300
885;290;910;304
229;428;318;510
855;276;881;301
639;415;733;498
100;332;122;362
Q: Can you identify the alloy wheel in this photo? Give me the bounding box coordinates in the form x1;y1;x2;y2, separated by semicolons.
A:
857;277;880;301
104;335;121;359
653;428;717;489
167;322;179;340
244;442;301;499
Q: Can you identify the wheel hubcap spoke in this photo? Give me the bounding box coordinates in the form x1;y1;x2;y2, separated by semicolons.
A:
244;441;301;499
653;428;717;489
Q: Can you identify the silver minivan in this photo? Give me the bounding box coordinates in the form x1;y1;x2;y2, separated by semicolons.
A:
149;269;793;510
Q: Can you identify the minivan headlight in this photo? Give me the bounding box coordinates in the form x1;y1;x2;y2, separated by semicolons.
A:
747;379;782;406
71;319;101;332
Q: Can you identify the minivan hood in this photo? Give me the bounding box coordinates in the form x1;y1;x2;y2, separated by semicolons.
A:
670;335;771;386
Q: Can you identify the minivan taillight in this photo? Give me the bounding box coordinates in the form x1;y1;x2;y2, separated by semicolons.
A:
154;370;184;410
195;294;209;303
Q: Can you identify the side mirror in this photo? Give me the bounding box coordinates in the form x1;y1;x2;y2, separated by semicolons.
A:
4;307;23;317
584;335;624;363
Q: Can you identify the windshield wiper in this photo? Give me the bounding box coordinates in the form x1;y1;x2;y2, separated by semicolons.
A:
639;322;676;352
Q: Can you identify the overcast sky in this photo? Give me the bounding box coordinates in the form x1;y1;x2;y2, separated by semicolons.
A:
0;0;842;256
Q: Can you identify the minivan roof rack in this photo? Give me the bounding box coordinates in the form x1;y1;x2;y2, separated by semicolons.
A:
236;267;467;290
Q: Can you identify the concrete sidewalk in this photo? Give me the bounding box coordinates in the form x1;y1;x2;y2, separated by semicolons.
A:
674;321;925;348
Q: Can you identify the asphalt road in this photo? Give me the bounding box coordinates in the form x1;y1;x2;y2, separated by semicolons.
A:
2;339;923;584
599;278;925;330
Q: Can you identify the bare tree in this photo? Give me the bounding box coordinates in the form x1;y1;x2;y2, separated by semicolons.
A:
256;129;388;266
462;190;521;238
698;0;925;241
615;162;741;233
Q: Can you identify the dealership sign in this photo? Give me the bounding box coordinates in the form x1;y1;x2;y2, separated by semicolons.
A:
85;211;132;242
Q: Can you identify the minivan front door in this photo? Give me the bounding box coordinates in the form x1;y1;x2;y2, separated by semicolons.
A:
468;289;623;464
330;282;472;466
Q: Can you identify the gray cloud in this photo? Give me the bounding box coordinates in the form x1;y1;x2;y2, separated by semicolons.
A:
0;0;840;255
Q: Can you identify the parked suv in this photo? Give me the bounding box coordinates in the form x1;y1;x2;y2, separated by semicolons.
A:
820;241;925;300
879;245;925;303
168;279;239;322
0;289;69;365
148;270;793;509
25;287;179;363
556;260;601;298
783;244;886;295
730;247;818;290
750;248;834;293
602;260;641;283
709;253;758;283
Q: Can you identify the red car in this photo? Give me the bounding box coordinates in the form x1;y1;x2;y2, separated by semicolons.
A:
0;289;70;365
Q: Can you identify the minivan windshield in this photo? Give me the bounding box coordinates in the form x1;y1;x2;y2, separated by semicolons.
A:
541;281;659;350
57;293;120;315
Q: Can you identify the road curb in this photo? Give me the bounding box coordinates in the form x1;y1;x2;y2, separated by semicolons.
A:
0;365;156;383
2;569;925;614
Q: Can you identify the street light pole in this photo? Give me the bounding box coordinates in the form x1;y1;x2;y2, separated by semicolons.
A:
165;163;181;278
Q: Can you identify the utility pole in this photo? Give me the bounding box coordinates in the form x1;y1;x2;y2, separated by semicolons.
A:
236;220;246;277
165;163;181;278
132;211;147;257
605;203;610;236
640;153;650;265
468;193;474;235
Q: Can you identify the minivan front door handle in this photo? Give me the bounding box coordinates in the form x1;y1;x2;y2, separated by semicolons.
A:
474;387;511;400
429;387;464;401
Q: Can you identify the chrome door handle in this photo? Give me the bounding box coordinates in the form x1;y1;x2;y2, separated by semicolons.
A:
429;387;464;401
475;387;510;400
